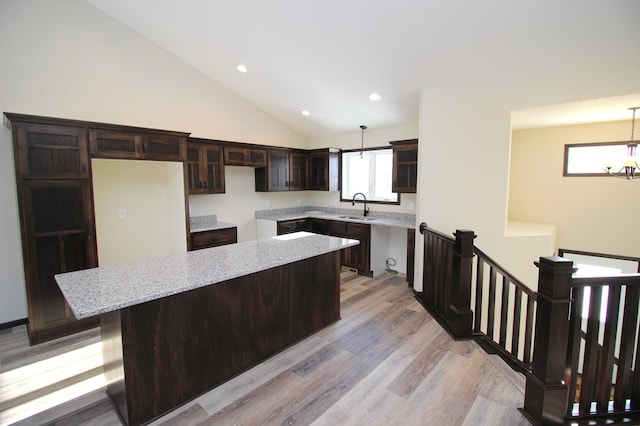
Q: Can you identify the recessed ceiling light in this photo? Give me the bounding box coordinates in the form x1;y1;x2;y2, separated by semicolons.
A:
369;93;382;101
236;64;248;73
301;110;310;116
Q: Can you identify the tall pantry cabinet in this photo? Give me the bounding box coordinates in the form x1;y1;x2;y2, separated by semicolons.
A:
5;113;190;344
8;116;99;344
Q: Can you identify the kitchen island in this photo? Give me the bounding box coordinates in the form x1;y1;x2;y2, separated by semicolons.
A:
55;232;358;426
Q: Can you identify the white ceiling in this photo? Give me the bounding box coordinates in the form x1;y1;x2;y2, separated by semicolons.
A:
86;0;640;138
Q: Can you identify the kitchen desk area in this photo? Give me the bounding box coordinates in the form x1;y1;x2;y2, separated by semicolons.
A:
55;232;358;426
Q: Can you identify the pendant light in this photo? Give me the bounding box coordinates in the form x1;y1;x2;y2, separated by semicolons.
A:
604;107;640;180
360;125;367;158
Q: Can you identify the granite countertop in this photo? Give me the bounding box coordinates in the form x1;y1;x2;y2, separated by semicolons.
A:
55;232;358;319
190;214;237;233
256;207;416;229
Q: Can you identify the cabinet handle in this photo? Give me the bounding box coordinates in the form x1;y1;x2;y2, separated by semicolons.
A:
144;143;149;153
203;181;208;189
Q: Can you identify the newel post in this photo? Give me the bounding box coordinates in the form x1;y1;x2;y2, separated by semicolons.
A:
523;256;574;425
449;229;476;339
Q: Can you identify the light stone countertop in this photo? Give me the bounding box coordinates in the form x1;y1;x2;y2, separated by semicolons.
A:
55;232;358;319
189;214;237;233
256;208;416;229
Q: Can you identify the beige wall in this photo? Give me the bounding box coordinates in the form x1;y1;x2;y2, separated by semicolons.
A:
509;120;639;259
92;159;186;266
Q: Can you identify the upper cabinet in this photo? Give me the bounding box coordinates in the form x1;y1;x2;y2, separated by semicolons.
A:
255;149;290;191
255;149;310;192
309;148;340;191
89;129;186;162
186;139;225;194
288;151;309;190
224;146;267;167
12;122;90;179
390;139;418;193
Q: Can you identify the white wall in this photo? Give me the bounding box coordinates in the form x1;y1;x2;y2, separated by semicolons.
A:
0;0;306;324
416;91;553;290
92;159;186;266
509;120;640;259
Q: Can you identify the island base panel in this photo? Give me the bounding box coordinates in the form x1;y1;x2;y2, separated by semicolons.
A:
101;251;340;426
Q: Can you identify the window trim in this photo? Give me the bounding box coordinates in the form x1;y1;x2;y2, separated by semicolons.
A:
563;141;633;177
340;147;400;205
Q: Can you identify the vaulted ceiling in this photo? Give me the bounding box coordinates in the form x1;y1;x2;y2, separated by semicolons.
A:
86;0;640;138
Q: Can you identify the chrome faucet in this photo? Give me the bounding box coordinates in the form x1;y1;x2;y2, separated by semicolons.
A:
351;192;369;216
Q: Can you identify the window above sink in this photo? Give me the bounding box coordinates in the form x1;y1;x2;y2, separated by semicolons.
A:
341;148;399;205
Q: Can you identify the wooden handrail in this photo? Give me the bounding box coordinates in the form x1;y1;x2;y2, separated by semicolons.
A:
474;246;536;298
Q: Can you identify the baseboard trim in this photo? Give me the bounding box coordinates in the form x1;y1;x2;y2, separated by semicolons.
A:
0;317;28;331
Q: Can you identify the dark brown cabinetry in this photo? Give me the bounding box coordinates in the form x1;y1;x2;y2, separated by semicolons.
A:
255;149;310;192
288;151;309;190
186;140;225;194
13;122;90;179
309;149;340;191
407;228;415;287
277;218;309;235
224;146;267;167
89;129;185;162
277;218;371;276
6;113;191;344
190;227;237;250
390;139;418;193
255;149;289;191
7;115;99;344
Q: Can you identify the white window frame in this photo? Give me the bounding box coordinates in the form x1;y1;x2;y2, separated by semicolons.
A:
340;148;399;204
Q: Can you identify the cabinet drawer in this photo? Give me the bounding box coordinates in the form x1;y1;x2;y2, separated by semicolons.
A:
277;219;308;235
191;228;237;250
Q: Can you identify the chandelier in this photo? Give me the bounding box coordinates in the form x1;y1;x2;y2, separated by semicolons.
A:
604;107;639;180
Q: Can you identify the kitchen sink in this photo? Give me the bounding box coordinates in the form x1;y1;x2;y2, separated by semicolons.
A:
337;215;377;221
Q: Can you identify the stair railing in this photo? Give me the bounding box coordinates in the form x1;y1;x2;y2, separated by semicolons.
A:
418;223;640;425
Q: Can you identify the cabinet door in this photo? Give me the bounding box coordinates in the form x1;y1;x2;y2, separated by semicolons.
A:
224;147;267;167
246;149;267;167
143;134;184;161
343;223;370;274
202;145;225;193
391;140;418;193
309;153;328;190
266;150;289;191
186;144;204;193
89;129;142;159
288;152;309;190
187;143;225;194
15;123;89;179
20;180;98;343
309;151;339;191
90;130;184;162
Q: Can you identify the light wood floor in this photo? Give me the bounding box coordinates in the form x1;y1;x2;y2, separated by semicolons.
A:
0;271;529;425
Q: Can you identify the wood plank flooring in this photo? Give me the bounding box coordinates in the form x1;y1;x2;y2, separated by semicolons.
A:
0;271;529;425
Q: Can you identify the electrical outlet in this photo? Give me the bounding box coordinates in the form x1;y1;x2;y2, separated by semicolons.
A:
119;208;126;219
409;202;415;211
